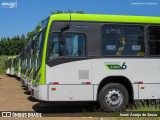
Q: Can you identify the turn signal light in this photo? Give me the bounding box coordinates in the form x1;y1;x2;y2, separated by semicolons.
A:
51;88;56;91
140;86;145;89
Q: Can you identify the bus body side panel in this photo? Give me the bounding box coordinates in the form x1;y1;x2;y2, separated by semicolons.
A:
139;84;160;99
46;60;93;101
93;85;98;100
33;85;48;101
92;58;160;100
133;84;138;99
10;67;15;75
49;85;93;101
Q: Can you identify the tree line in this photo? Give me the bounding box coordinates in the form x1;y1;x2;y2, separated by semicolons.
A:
0;10;84;56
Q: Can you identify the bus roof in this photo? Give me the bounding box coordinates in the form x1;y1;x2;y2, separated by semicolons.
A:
50;14;160;24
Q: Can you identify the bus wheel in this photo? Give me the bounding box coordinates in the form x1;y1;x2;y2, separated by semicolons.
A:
98;83;128;111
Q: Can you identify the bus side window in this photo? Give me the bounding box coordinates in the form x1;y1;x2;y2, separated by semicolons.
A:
123;26;144;56
148;26;160;55
102;25;144;56
102;25;122;55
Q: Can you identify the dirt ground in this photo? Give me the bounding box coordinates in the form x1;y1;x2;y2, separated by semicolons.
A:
0;74;37;111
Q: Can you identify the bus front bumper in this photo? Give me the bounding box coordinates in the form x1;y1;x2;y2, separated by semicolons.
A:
10;70;15;76
24;79;28;87
21;77;27;86
31;85;48;101
6;68;10;75
16;72;21;78
27;81;32;92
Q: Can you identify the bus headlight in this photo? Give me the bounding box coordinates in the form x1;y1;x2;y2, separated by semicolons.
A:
35;74;41;87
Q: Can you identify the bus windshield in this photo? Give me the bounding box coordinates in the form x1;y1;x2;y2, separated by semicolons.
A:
27;52;31;71
26;40;32;73
33;18;49;75
21;56;26;74
14;56;19;71
13;58;16;69
8;58;12;68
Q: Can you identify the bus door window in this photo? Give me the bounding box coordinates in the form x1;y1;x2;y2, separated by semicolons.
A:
49;33;60;60
48;33;86;61
60;44;69;56
62;33;86;57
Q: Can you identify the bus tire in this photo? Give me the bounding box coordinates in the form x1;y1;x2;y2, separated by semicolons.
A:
98;83;128;111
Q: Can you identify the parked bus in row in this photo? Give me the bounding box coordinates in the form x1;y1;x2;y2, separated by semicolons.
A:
5;56;12;75
9;56;17;76
15;54;22;78
30;14;160;111
21;45;29;85
13;54;22;78
21;35;38;87
26;32;39;92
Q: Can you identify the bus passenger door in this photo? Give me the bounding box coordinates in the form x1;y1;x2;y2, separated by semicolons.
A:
46;32;93;101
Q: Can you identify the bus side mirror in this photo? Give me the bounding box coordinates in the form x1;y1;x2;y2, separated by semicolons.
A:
61;25;70;33
60;25;69;45
60;33;65;45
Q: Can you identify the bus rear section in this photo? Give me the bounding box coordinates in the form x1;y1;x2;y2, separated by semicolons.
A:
21;42;32;86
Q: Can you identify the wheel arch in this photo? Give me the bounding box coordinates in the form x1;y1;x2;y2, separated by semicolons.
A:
97;76;134;103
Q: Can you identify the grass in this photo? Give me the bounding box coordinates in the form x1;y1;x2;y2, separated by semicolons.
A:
127;100;160;111
82;100;160;119
0;55;7;73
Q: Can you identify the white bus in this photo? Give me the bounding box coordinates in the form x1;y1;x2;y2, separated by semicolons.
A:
31;14;160;111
